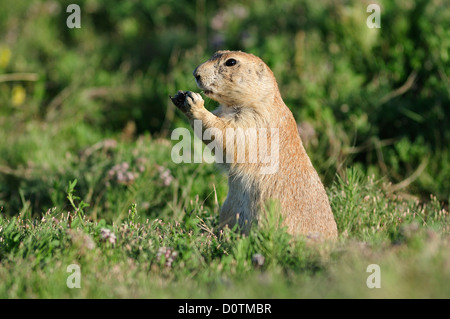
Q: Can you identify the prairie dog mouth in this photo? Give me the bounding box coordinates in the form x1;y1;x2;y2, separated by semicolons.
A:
194;76;213;96
196;82;213;95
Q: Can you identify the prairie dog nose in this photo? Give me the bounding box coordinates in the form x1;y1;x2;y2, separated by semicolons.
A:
193;67;201;81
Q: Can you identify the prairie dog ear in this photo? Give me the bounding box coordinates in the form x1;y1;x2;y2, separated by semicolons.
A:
258;62;266;72
256;62;266;79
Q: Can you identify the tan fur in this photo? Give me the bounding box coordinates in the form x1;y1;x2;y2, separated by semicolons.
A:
177;50;337;239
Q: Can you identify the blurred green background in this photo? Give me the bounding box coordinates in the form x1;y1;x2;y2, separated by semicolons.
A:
0;0;449;218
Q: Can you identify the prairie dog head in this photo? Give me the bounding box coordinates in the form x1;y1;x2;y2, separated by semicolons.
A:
193;51;278;107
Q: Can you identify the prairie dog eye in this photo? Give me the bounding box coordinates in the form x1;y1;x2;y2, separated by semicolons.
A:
225;58;237;66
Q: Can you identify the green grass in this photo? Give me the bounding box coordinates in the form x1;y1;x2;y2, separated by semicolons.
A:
0;149;449;298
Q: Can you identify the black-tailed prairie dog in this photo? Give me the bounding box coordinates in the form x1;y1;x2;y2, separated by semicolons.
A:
170;50;338;239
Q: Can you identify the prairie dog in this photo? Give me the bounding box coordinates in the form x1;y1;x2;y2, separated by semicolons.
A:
171;50;338;239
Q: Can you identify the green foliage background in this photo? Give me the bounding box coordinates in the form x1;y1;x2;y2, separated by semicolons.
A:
1;0;448;219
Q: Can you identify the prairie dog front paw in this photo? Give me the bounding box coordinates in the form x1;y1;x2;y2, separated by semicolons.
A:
170;91;205;116
184;91;204;113
170;90;188;113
